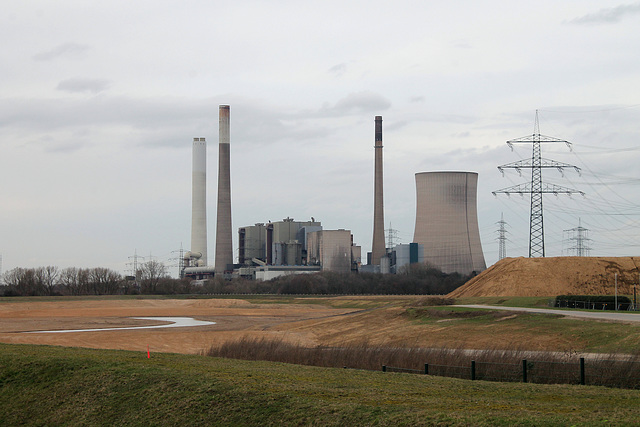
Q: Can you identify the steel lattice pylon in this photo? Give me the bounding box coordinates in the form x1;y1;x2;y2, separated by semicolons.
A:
493;111;584;258
496;213;508;260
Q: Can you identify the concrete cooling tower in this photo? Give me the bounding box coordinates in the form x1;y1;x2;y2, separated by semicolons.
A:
413;171;486;275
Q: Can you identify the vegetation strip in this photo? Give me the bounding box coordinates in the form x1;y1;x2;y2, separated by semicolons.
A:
2;343;640;426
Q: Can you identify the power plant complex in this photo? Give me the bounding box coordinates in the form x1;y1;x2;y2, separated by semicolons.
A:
182;109;486;280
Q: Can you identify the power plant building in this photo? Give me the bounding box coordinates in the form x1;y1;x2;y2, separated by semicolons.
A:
412;171;486;275
238;217;322;266
393;243;424;273
307;229;358;273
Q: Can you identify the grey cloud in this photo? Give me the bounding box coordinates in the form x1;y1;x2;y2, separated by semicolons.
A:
386;120;408;132
570;3;640;24
328;63;347;77
0;95;335;151
409;96;425;103
56;78;112;94
321;91;391;116
33;42;90;61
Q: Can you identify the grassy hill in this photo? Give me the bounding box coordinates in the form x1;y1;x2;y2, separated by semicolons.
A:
2;343;640;425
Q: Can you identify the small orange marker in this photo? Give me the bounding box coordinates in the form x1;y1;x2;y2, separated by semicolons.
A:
147;344;151;359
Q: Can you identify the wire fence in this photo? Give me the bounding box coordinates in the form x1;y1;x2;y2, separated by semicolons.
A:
382;357;640;389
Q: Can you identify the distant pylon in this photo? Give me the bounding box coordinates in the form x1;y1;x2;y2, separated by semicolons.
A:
493;111;584;258
564;218;592;257
496;213;508;260
386;222;399;250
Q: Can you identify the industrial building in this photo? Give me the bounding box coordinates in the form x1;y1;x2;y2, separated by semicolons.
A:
238;217;321;266
307;229;360;273
181;107;487;282
392;243;424;274
412;171;486;275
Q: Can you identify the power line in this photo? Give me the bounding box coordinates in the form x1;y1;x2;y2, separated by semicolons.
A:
493;111;584;257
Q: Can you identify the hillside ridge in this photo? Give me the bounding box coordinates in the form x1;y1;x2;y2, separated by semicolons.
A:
449;256;640;297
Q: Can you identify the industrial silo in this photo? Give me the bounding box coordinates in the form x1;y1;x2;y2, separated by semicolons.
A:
412;171;486;275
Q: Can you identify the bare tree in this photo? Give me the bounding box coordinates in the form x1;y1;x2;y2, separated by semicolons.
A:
139;260;168;294
60;267;84;295
88;267;122;295
40;265;59;296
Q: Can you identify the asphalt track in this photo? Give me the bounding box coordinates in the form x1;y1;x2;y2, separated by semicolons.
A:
456;305;640;323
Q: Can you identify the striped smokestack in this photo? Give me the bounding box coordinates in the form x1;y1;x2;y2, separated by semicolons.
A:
371;115;386;266
215;105;233;273
191;137;207;265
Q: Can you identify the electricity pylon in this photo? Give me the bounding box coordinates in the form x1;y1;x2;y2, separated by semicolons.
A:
493;111;584;258
496;213;508;260
564;219;592;257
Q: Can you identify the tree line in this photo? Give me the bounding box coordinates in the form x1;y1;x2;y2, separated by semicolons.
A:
0;261;188;296
1;262;470;296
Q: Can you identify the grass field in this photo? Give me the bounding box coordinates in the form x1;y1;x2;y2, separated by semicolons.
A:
2;343;640;426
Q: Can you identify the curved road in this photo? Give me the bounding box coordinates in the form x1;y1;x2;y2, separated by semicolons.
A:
26;317;216;334
455;305;640;323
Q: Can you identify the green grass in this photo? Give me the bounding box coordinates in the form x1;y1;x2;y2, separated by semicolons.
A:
2;343;640;426
453;296;554;307
404;306;640;353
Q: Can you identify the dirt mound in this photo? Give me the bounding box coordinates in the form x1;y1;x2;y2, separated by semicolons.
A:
449;256;640;297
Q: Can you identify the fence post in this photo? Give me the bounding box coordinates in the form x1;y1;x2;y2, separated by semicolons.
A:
382;365;386;373
471;360;476;381
580;357;585;385
522;359;527;383
424;363;429;375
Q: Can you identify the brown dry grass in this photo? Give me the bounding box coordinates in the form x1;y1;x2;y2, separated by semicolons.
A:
0;298;358;354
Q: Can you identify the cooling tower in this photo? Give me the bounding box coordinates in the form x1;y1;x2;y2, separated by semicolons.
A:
413;171;486;275
214;105;233;273
371;116;386;266
190;137;207;265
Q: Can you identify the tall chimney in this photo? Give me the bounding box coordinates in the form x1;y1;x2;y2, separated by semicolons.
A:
191;137;207;265
215;105;233;273
371;116;386;266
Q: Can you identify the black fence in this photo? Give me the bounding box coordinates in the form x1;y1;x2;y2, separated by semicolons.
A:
553;296;635;311
383;358;640;389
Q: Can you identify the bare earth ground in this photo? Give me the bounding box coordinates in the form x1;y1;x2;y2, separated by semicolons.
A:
0;298;366;355
449;256;640;297
0;296;580;354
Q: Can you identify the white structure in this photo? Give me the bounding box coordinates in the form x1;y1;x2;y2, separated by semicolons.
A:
413;171;486;275
189;137;207;266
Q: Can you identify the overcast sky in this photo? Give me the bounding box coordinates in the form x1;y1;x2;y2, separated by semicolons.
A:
2;1;640;277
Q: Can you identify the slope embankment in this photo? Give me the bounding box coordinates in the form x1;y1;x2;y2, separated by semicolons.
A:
449;256;640;297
